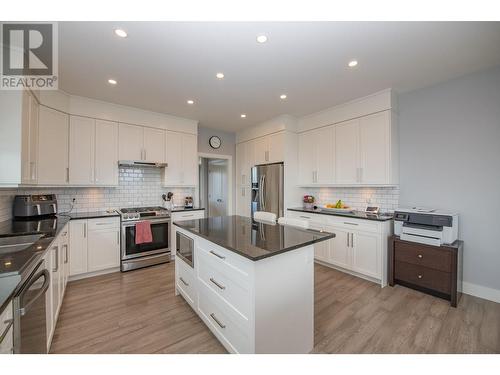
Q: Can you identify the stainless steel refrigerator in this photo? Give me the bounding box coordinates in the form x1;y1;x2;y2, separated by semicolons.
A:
251;162;284;219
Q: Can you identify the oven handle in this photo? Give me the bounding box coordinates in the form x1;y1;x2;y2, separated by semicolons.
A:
122;219;171;227
19;269;50;317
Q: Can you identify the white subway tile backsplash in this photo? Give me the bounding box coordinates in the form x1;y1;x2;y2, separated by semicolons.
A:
0;167;195;221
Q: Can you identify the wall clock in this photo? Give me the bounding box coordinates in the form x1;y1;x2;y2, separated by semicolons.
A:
209;136;222;149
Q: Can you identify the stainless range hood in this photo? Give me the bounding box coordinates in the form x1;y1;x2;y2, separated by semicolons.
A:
118;160;168;168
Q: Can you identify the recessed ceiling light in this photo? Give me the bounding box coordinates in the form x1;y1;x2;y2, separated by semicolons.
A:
187;100;194;105
114;29;128;38
348;60;358;68
256;35;268;43
280;94;287;100
108;79;117;85
216;72;225;79
241;114;247;118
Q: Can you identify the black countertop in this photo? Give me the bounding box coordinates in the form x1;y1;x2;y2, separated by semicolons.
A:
174;215;335;261
288;207;394;222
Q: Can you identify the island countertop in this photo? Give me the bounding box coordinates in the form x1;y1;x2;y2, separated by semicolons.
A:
173;215;335;261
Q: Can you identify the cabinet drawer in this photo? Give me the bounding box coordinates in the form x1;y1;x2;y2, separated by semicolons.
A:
198;282;251;353
286;211;325;229
172;210;205;221
395;261;451;294
87;217;120;231
0;301;13;354
176;257;196;307
323;215;380;233
196;238;252;277
394;241;451;272
198;251;251;320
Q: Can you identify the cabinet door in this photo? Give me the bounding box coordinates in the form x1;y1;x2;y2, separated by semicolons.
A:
144;127;165;162
351;231;380;279
50;242;61;321
118;123;143;161
43;251;53;349
314;238;330;262
253;137;268;165
236;187;251;217
21;91;39;184
268;132;284;163
327;228;351;269
69;220;88;276
335;120;359;184
58;228;69;296
236;143;246;186
359;112;389;184
315;126;335;184
165;131;182;185
95;120;119;186
87;229;120;272
38;106;69;185
181;133;198;186
69;115;95;185
298;131;315;185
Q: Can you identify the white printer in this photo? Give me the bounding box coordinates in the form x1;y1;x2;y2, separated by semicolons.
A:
394;207;458;246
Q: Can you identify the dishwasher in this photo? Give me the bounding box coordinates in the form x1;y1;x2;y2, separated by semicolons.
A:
13;258;50;354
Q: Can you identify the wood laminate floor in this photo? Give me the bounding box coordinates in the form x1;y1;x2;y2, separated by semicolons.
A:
50;262;500;354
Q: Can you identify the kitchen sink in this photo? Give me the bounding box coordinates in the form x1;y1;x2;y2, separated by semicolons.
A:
0;234;44;253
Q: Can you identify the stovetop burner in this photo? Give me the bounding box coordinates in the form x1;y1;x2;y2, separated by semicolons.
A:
118;206;170;221
119;206;167;213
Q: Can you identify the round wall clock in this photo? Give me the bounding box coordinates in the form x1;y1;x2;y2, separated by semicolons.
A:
209;136;222;149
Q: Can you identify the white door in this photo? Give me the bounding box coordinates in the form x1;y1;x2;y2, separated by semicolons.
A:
359;111;390;184
143;127;165;162
95;120;119;186
181;133;198;186
69;116;95;185
165;131;182;185
69;220;88;276
351;231;380;279
38;106;69;185
254;137;268;165
118;123;143;160
335;119;359;184
268;132;285;163
208;160;228;217
315;126;335;184
327;228;351;269
298;131;315;185
87;229;120;272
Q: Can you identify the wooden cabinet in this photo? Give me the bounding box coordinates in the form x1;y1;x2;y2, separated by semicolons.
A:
118;123;143;161
298;126;335;185
69;116;95;185
37;106;69;185
87;226;120;272
143;127;165;163
164;131;198;186
21;90;39;184
95;120;119;186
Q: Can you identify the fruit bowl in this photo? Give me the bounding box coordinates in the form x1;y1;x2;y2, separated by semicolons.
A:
321;206;353;213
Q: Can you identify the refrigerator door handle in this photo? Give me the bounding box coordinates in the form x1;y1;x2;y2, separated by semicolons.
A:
261;175;266;210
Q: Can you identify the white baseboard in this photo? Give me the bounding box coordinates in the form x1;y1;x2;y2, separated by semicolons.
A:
68;267;120;282
462;282;500;303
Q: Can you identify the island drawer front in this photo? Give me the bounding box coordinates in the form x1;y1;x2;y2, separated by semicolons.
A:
171;210;205;221
394;241;452;272
176;258;196;307
395;261;451;294
286;211;325;229
198;282;251;353
323;215;380;233
87;217;120;231
196;238;253;277
198;251;251;320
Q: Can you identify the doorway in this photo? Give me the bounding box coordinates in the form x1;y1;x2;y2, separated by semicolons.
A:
199;156;231;217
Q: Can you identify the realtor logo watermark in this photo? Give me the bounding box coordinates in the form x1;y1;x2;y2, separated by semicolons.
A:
1;22;58;90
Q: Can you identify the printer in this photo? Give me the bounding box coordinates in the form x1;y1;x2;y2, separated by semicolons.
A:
394;207;458;246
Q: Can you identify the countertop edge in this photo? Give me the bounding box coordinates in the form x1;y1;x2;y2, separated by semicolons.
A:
287;207;394;222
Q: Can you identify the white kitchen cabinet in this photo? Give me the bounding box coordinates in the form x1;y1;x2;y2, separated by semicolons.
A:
359;111;390;184
143;127;165;163
37;106;69;185
327;227;351;270
253;137;268;165
69;220;88;276
87;227;120;272
298;131;315;185
21;90;39;184
236;141;255;187
298;126;335;185
165;131;182;185
335;119;359;184
350;230;381;279
181;133;198;186
267;132;285;163
69;115;95;185
164;131;198;186
118;123;143;161
95;120;119;186
313;235;330;263
49;238;62;341
236;186;251;217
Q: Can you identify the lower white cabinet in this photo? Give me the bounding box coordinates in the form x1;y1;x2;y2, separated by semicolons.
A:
236;187;251;217
287;210;392;286
69;217;120;277
0;301;13;354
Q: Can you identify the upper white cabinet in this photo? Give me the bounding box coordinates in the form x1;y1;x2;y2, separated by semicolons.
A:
119;123;165;163
69;116;95;185
163;131;197;186
37;106;69;185
95;120;119;186
21;90;39;184
252;133;285;165
298;110;398;186
236;141;255;187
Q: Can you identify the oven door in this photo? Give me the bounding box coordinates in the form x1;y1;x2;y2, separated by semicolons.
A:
121;218;170;260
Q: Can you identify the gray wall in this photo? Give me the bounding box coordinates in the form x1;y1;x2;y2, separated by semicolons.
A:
399;66;500;292
197;126;236;214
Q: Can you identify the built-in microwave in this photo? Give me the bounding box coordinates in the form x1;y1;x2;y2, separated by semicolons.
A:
176;231;194;267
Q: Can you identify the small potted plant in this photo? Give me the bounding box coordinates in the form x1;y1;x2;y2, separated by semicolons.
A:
303;195;315;210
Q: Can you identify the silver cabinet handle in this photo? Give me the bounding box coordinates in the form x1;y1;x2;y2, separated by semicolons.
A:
117;231;120;245
210;313;226;329
209;250;225;260
64;244;68;264
343;222;358;226
0;319;14;344
179;277;189;286
347;232;349;247
417;254;423;259
182;214;194;218
242;188;245;197
350;233;354;248
95;222;109;225
53;245;59;272
417;274;423;279
299;216;311;219
210;277;226;290
84;222;87;238
66;167;69;183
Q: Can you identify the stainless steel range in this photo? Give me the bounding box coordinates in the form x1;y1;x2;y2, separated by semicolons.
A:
118;206;171;272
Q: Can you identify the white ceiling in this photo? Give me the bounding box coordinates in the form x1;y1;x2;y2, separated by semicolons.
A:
59;22;500;132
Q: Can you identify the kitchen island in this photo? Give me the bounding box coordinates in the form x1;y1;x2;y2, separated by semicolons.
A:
173;215;334;354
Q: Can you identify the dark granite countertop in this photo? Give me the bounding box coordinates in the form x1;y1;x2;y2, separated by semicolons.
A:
174;215;335;261
288;207;394;222
169;207;205;213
